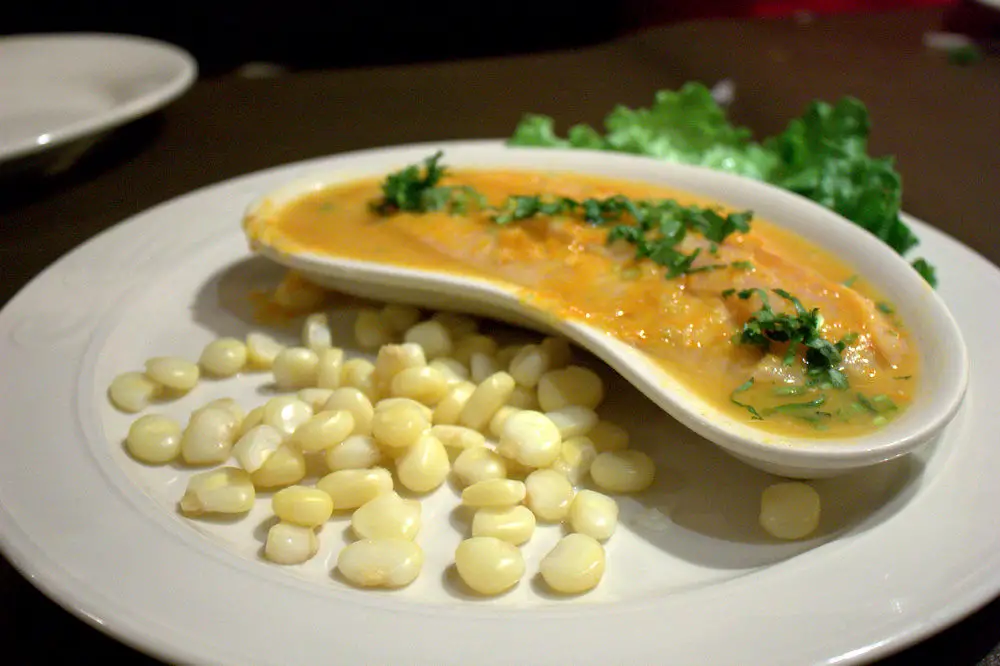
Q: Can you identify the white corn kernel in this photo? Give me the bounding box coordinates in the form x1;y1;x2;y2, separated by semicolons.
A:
179;467;255;516
340;358;379;400
391;366;449;406
272;347;319;389
452;447;507;487
471;506;535;545
568;490;618;540
404;320;453;359
454;537;524;595
325;434;382;471
537;366;604;411
265;522;319;565
760;482;821;540
302;313;333;352
459;372;516;432
109;371;162;413
469;352;498;384
524;469;575;522
461;479;525;508
494;344;522;370
488;406;520;439
379;303;422;333
317;467;393;510
431;312;478;338
180;406;238;465
499;410;562;468
199;338;248;377
272;485;334;527
546;406;598;439
323;387;374;435
590;450;655;493
355;308;393;349
506;385;539;410
291;410;355;452
371;400;430;450
145;357;199;392
428;358;469;387
588;420;630;452
126;414;181;464
539;534;605;594
263;396;313;437
540;336;572;368
316;348;345;389
550;436;598;485
451;334;498;366
376;397;433;420
246;332;285;370
337;539;423;588
251;444;306;489
237;406;265;438
373;343;427;395
430;425;486;452
194;398;245;428
432;381;476;425
508;344;551;388
352;492;421;540
297;387;334;411
396;433;450;492
233;424;284;473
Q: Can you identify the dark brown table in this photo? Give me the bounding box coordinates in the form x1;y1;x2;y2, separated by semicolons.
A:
3;8;999;664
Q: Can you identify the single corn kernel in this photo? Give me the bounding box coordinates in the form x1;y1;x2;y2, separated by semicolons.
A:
145;357;199;392
376;397;433;420
355;308;393;349
540;336;572;368
759;482;821;540
430;425;486;452
498;410;562;468
588;420;630;452
233;424;284;473
272;347;319;390
489;404;517;440
325;434;383;471
316;348;345;389
590;450;655;493
539;534;605;594
262;396;313;437
125;414;181;464
371;400;430;450
272;273;325;311
179;467;255;516
537;366;604;411
395;433;450;493
251;444;306;489
373;343;427;395
246;332;285;370
431;312;478;338
323;387;374;435
459;372;516;432
454;537;524;595
404;320;453;359
469;352;499;384
302;313;332;352
546;406;598;439
237;406;265;439
352;491;421;540
337;539;423;588
391;366;449;406
291;410;355;453
494;344;522;370
180;406;239;465
428;358;469;387
461;479;525;508
471;506;535;545
524;469;575;522
297;388;334;411
317;467;393;510
109;371;162;412
550;436;598;485
265;522;319;565
432;381;476;425
453;447;507;487
199;338;248;377
379;303;422;333
272;485;334;527
194;398;246;428
451;334;498;366
508;344;551;388
568;490;618;540
506;385;539;410
340;358;379;401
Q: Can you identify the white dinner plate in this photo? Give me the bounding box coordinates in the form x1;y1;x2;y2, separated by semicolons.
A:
0;33;196;173
0;141;997;666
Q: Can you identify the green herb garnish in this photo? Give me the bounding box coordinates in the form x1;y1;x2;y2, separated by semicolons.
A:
876;302;894;314
371;151;485;215
730;377;763;420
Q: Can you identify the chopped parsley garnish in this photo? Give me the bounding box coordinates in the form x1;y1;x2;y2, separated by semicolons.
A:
876;301;894;314
371;151;485;215
730;377;763;420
